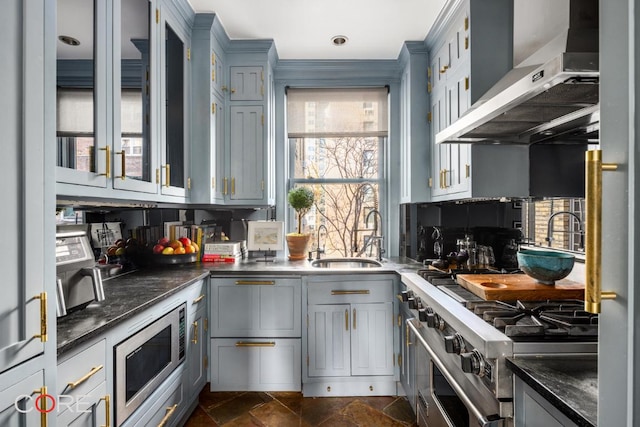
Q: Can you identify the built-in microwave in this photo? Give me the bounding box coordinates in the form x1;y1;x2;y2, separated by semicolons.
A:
114;303;186;426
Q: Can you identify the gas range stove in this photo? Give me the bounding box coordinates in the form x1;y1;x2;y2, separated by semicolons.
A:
400;270;597;426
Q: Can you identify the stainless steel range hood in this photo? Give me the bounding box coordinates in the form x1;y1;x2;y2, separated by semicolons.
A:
436;0;599;145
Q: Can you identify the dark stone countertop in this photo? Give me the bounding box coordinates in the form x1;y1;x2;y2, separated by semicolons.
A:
507;355;597;427
56;257;423;356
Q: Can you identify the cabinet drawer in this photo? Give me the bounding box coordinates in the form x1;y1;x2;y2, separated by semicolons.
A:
210;338;301;391
185;279;207;313
56;339;106;399
211;277;301;337
56;381;108;425
121;370;183;427
307;277;394;304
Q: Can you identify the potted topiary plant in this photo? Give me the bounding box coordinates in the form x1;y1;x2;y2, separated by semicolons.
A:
286;186;315;260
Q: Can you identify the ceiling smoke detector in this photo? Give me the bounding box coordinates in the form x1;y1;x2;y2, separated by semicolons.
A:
331;35;348;46
58;35;80;46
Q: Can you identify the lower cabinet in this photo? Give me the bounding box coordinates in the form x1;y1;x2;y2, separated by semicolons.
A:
514;376;578;427
304;275;397;396
209;276;302;392
399;304;416;410
0;364;45;426
210;338;301;391
56;382;109;427
121;368;184;427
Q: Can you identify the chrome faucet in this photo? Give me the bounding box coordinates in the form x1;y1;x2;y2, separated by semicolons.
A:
315;224;327;260
546;211;585;250
360;209;385;261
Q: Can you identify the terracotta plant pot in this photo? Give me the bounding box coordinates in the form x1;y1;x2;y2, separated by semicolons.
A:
286;234;311;260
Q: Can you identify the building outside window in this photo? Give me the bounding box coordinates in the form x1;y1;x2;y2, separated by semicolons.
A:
287;88;388;257
521;198;585;253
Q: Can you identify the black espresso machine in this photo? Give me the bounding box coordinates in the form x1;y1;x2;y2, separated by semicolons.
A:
55;225;105;317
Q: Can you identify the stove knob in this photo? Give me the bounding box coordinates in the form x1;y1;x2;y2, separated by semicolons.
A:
444;333;465;354
418;308;428;322
400;291;410;302
408;297;417;309
460;349;485;377
425;309;444;330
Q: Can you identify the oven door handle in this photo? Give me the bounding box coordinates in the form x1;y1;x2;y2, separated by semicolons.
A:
407;320;504;427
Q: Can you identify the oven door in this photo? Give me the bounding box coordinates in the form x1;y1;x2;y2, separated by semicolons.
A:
408;320;506;427
114;303;186;426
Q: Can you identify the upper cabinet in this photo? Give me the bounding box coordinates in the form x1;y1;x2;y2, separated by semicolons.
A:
55;0;194;203
427;0;519;201
190;15;276;206
398;42;431;204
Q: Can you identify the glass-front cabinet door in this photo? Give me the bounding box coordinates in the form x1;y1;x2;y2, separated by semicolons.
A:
159;6;190;198
112;0;158;194
56;0;108;188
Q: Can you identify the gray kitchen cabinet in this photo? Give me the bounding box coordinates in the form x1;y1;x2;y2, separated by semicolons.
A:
185;279;208;400
427;0;516;201
399;42;431;204
228;105;265;201
56;0;195;203
0;366;46;426
1;0;54;402
209;276;302;391
229;66;264;101
399;304;416;413
56;382;109;427
191;14;226;204
304;275;397;397
514;376;578;427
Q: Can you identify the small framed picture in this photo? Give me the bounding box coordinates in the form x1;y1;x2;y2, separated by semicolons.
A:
246;221;285;252
512;201;522;209
512;220;522;229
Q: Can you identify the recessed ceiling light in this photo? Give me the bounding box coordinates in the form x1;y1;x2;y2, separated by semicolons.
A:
58;35;80;46
331;35;348;46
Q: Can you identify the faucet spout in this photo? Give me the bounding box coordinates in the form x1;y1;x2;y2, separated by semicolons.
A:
546;211;584;250
360;209;385;261
315;224;328;260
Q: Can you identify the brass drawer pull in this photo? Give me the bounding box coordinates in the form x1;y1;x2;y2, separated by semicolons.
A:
33;292;47;342
100;395;110;427
235;341;276;347
158;404;178;427
331;290;370;295
192;294;205;304
68;365;104;390
235;280;275;285
100;146;111;178
192;321;198;344
116;150;126;180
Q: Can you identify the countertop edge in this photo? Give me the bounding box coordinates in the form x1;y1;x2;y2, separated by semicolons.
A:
506;357;597;427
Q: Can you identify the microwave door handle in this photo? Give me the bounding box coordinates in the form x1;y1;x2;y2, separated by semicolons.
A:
407;320;504;427
56;277;67;317
81;267;106;302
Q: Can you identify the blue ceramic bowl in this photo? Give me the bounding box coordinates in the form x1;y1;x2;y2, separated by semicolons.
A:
516;249;575;285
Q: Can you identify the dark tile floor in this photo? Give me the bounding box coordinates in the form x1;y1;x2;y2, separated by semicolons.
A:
184;385;417;426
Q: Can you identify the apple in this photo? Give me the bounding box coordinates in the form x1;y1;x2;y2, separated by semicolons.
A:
174;246;186;255
115;239;125;248
152;244;165;254
161;246;174;255
178;237;191;248
168;240;183;250
106;246;118;256
184;244;195;254
115;247;126;256
157;237;170;247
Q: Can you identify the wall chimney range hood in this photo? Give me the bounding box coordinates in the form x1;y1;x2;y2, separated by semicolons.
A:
436;0;599;145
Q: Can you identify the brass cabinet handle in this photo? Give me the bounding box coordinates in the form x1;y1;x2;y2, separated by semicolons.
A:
100;146;111;178
33;292;47;342
157;404;178;427
235;280;275;285
33;387;47;427
465;163;470;178
163;164;170;187
192;321;198;344
100;395;110;427
223;177;228;195
193;294;205;304
235;341;275;347
353;308;356;330
331;290;370;295
231;88;236;94
585;149;618;313
231;177;235;195
439;64;449;74
345;309;349;331
116;150;126;180
405;320;412;347
68;365;104;390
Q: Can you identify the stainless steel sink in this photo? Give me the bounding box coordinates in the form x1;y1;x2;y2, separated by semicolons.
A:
310;257;383;268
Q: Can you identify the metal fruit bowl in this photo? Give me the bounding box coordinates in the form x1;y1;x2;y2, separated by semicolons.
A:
516;249;575;285
150;253;198;265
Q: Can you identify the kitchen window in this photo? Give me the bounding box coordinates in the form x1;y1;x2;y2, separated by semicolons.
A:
287;88;388;257
521;198;585;253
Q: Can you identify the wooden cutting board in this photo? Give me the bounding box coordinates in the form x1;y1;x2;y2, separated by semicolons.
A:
456;274;585;301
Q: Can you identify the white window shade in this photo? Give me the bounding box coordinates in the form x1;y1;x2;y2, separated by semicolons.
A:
57;88;94;135
287;88;388;137
120;90;143;135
